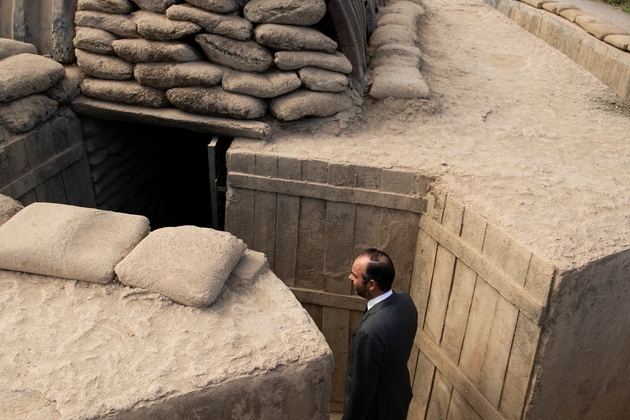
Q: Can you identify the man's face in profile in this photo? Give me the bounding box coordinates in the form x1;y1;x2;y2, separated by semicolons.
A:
349;255;370;299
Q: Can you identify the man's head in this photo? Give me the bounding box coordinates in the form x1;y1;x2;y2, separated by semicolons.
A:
349;248;395;300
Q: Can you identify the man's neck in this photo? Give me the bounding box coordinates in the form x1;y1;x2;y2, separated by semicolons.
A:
367;289;393;310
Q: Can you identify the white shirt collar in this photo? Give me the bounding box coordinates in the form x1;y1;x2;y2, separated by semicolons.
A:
367;289;393;310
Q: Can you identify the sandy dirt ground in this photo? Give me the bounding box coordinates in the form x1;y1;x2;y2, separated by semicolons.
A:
234;0;630;271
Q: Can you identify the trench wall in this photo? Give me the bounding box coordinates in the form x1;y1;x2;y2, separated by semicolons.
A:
0;110;95;208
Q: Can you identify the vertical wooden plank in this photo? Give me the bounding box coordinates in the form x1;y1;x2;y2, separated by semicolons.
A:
478;297;519;407
378;208;419;293
499;312;540;420
426;369;453;420
458;279;500;385
353;204;380;256
224;186;255;246
35;173;67;204
441;260;477;362
275;194;299;286
274;157;301;286
441;196;464;235
409;349;435;420
17;189;38;206
302;303;323;331
295;197;326;290
447;388;483;420
423;245;456;344
324;201;355;294
408;345;420;384
349;310;363;335
322;307;350;409
410;226;439;327
252;154;277;269
524;253;555;303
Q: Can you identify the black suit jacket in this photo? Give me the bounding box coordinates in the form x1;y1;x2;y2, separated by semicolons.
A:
343;291;418;420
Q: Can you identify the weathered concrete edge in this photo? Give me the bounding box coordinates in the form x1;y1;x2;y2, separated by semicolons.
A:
420;215;546;325
71;96;272;140
486;0;630;101
228;172;427;213
0;143;84;198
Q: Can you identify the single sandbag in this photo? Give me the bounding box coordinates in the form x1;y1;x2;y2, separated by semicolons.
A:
222;69;301;98
269;89;353;121
0;202;150;283
81;78;170;108
167;86;267;119
115;226;247;307
134;62;224;89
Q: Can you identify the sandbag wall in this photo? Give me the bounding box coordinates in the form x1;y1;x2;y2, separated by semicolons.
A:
73;0;356;123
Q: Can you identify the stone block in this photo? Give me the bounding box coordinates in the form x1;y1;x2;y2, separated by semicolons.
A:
116;226;246;307
604;34;630;51
269;89;353;121
275;51;353;74
254;24;337;53
196;34;274;72
166;4;252;41
76;48;134;80
132;10;202;41
112;39;203;62
222;69;301;98
131;0;178;13
78;0;135;14
185;0;238;13
0;54;66;103
369;24;420;51
81;78;169;108
74;11;139;38
301;159;328;183
0;94;58;134
73;26;118;55
0;194;23;227
298;67;348;93
0;202;149;283
243;0;326;26
134;62;224;89
166;87;267;119
0;38;37;60
369;65;430;99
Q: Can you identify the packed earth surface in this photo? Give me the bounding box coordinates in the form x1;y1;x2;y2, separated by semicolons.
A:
237;0;630;271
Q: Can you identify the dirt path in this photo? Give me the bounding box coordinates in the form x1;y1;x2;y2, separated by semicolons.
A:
234;0;630;270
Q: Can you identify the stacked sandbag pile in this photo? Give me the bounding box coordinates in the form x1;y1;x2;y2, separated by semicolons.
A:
73;0;356;122
82;117;168;212
518;0;630;51
367;0;430;99
0;39;83;137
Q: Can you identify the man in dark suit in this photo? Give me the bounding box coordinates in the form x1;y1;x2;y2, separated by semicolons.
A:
342;248;418;420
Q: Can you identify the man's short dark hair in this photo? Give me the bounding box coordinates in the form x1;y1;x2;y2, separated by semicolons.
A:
359;248;395;292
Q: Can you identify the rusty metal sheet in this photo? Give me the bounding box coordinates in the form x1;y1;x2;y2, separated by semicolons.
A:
328;0;368;91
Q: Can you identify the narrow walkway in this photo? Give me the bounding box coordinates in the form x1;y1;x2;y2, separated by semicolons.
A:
562;0;630;30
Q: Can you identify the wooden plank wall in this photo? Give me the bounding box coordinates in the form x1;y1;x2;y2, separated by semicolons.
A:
408;193;556;420
225;151;430;410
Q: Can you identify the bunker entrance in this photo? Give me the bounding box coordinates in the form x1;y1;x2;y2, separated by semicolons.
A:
80;117;232;230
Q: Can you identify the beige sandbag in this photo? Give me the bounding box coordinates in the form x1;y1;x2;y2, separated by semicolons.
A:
115;226;247;307
0;202;150;283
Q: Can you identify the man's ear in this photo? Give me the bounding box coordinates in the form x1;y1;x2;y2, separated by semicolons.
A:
366;279;378;292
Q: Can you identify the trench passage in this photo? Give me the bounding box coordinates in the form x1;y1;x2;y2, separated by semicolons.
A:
80;117;232;230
